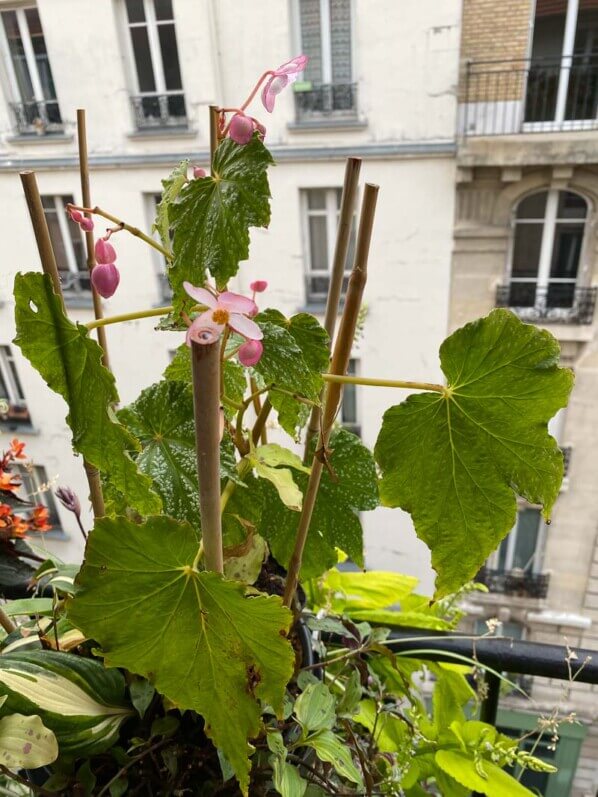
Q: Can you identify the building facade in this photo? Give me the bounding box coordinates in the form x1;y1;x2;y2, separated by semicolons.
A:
0;1;461;586
454;1;598;794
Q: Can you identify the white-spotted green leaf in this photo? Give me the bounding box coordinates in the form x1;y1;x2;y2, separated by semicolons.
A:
375;309;574;598
0;713;58;769
0;650;132;756
67;515;294;795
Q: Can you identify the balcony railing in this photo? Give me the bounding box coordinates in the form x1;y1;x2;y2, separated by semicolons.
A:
9;100;63;136
130;92;187;130
477;566;550;599
0;401;31;430
461;55;598;136
495;284;597;325
561;445;572;479
294;83;358;122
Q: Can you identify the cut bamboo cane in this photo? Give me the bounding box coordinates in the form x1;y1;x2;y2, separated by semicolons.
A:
304;157;361;460
283;183;379;608
76;109;110;370
19;171;105;519
191;340;224;573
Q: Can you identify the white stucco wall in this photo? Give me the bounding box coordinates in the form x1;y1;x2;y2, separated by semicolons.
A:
0;0;461;596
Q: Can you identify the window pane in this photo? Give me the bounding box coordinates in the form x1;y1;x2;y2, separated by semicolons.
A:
549;223;584;279
307;189;326;210
512;223;543;278
126;0;146;23
3;346;25;401
25;8;58;103
158;24;182;90
309;216;328;271
300;0;323;83
154;0;174;20
43;201;69;275
131;27;156;92
512;509;541;571
341;360;357;424
2;10;34;102
557;191;587;219
516;191;547;219
330;0;352;84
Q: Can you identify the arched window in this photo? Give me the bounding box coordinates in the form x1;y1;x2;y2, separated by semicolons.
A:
505;189;588;319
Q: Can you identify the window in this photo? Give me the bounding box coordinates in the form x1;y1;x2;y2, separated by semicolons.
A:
148;192;171;300
41;195;89;297
0;6;62;134
0;345;30;429
492;509;544;574
525;0;598;128
500;189;595;323
125;0;186;129
14;464;62;533
302;188;355;304
295;0;356;119
341;358;360;437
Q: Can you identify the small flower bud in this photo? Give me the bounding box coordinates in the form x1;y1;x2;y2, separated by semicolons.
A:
250;280;268;293
67;207;84;224
95;238;117;264
91;262;120;298
238;339;263;367
80;216;94;232
193;167;206;179
55;486;81;518
229;113;255;145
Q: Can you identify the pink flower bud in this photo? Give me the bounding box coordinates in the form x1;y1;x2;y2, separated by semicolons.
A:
91;263;120;298
250;280;268;293
68;208;84;224
55;486;81;518
238;339;264;367
193;167;206;179
95;238;117;264
80;217;94;232
229;113;255;145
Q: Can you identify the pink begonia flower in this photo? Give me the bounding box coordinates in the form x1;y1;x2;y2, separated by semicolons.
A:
91;263;120;298
183;282;263;363
261;55;309;113
193;166;206;179
250;280;268;293
80;217;94;232
95;238;117;264
229;113;255;145
238;339;263;367
68;207;94;232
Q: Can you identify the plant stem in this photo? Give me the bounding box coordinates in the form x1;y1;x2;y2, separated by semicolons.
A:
0;764;53;795
96;739;170;797
210;104;220;160
304;157;362;461
283;184;379;609
239;71;274;112
190;340;223;574
252;398;272;446
0;605;16;634
323;374;445;393
67;203;172;260
220;458;252;514
86;305;174;330
249;376;267;444
20;171;105;519
77;108;110;369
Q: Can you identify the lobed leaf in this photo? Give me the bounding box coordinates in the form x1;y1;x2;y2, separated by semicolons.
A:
67;515;294;795
13;273;161;515
375;309;573;598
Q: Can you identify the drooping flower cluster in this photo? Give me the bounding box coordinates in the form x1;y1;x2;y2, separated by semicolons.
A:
67;207;94;232
183;280;267;367
226;55;308;146
0;439;52;539
92;236;120;299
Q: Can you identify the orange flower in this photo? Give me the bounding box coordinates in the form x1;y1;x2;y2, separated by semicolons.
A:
30;505;51;532
11;515;30;537
0;470;21;492
9;439;26;459
0;503;11;527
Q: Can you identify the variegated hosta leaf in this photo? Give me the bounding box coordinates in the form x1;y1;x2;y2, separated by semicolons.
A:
0;713;58;769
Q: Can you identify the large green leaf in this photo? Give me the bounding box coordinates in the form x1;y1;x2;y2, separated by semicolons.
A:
258;429;378;577
435;750;536;796
67;515;294;795
254;310;329;439
0;713;58;769
13;273;161;515
153;159;189;249
169;135;273;298
375;309;573;598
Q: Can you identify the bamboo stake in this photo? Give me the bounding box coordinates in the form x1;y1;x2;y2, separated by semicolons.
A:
19;171;105;519
0;606;16;634
283;183;379;608
210;104;220;165
191;340;223;573
304;157;362;459
76;109;110;370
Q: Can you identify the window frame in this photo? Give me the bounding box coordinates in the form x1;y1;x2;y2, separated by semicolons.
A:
14;463;64;534
146;191;171;301
293;0;355;86
340;357;361;437
488;507;546;574
301;187;354;304
41;194;89;295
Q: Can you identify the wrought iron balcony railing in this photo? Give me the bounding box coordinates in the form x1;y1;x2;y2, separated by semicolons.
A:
477;566;550;599
495;283;597;325
294;83;358;122
461;55;598;136
0;401;31;429
130;92;187;130
561;445;572;479
9;100;63;136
